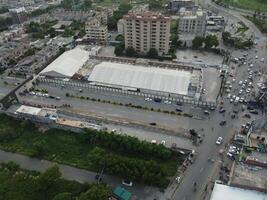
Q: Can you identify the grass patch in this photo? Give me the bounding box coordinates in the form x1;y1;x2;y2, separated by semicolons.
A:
0;114;184;188
216;0;267;13
245;16;267;34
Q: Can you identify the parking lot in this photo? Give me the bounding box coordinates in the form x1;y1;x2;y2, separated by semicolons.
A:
175;49;223;66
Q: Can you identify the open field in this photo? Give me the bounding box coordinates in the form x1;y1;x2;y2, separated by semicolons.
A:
218;0;267;13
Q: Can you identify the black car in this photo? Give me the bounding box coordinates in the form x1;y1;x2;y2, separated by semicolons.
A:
176;108;183;112
149;122;157;126
244;114;251;118
220;121;226;126
95;174;102;182
250;110;259;114
154;98;162;103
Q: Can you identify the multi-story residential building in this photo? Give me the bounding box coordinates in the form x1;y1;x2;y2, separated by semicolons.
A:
178;9;207;37
122;11;171;55
85;18;108;45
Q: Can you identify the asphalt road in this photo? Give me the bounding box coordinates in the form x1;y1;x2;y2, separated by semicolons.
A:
168;1;267;199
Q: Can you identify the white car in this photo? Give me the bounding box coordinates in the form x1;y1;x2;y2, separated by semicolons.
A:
255;55;258;59
238;81;243;85
175;176;181;183
122;180;133;187
260;58;264;62
216;137;223;145
161;140;166;145
239;90;243;94
227;94;231;99
145;97;152;101
163;100;172;104
151;139;157;144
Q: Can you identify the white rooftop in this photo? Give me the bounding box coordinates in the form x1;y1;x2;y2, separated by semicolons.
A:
210;182;267;200
16;105;42;116
40;47;90;78
89;62;192;95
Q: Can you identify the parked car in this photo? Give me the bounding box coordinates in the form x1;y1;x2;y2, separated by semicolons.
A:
227;152;235;161
176;108;183;112
122;180;133;187
249;110;259;114
154;98;162;103
244;114;251;118
149;122;157;126
176;102;183;106
219;108;226;113
220;121;226;126
216;137;223;145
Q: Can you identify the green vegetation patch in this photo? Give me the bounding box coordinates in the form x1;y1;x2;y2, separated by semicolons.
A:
245;16;267;34
215;0;267;13
0;114;184;188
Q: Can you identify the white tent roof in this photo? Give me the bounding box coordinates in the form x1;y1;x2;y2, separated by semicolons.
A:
40;48;89;78
89;62;192;95
210;182;267;200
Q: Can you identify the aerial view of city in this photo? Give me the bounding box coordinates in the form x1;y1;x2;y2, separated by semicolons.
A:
0;0;266;199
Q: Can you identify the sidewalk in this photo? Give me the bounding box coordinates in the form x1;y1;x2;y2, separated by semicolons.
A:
0;150;161;200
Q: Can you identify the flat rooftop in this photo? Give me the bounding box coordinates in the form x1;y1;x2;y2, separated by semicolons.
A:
88;61;194;95
210;182;267;200
230;163;267;192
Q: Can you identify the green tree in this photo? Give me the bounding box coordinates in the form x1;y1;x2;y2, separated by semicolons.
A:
78;184;111;200
125;47;137;57
204;34;219;49
83;0;92;9
222;31;231;42
149;0;163;10
146;48;158;59
114;45;124;56
53;192;72;200
192;36;205;49
115;34;124;42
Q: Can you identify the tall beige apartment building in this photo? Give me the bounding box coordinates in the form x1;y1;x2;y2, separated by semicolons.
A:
122;11;171;55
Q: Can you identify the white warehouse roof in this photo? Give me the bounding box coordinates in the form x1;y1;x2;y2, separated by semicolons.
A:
210;182;267;200
40;48;90;78
88;62;192;95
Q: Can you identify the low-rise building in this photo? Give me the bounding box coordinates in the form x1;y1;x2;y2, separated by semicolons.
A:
229;162;267;193
9;7;28;24
168;0;195;13
210;181;267;200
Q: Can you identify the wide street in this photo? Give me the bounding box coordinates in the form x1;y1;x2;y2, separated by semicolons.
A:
168;0;267;199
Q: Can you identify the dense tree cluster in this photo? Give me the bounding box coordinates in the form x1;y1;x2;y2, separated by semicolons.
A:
88;147;170;187
25;21;59;39
192;34;219;49
222;31;253;49
0;17;13;32
83;129;172;160
107;3;132;30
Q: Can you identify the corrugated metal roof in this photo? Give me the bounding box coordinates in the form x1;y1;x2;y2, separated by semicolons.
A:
210;182;267;200
40;47;89;78
89;62;192;95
